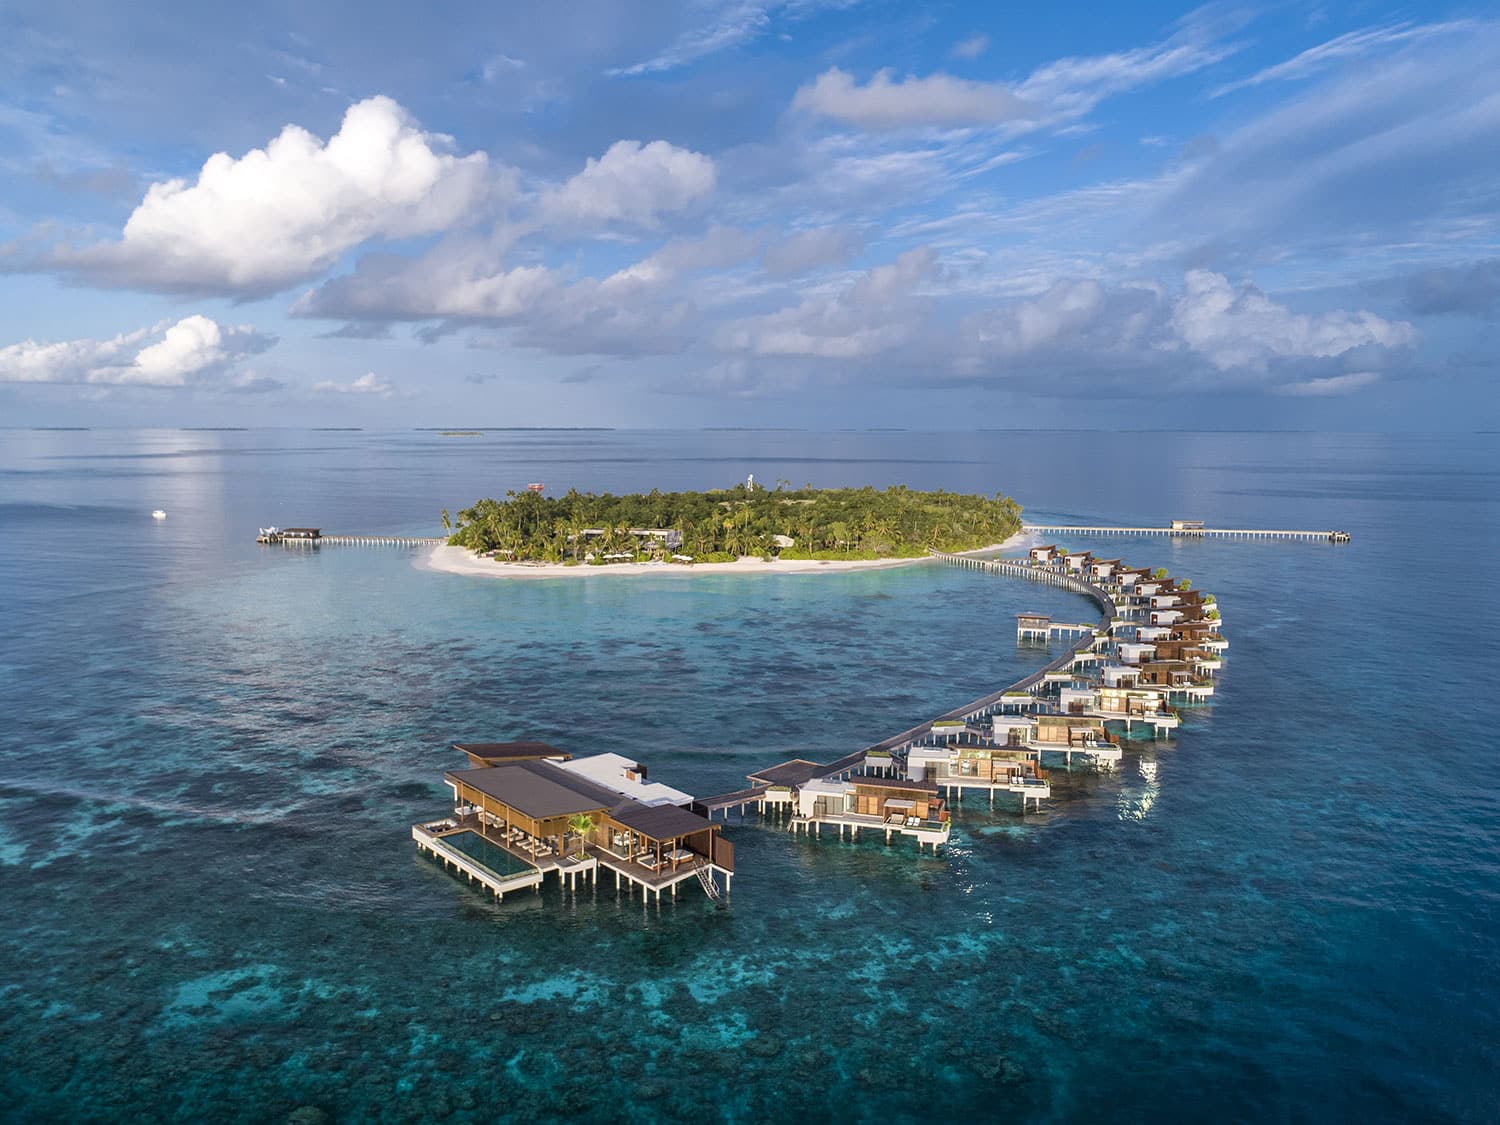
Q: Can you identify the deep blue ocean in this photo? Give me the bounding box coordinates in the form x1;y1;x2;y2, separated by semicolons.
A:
1;429;1496;1123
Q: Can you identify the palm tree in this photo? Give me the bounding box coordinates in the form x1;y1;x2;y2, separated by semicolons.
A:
566;813;596;855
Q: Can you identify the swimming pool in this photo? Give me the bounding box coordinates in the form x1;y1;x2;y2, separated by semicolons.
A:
439;831;538;880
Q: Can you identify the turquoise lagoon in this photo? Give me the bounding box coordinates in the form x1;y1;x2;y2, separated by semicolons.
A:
0;429;1496;1122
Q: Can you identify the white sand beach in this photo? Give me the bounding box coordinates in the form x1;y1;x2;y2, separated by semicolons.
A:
417;528;1037;581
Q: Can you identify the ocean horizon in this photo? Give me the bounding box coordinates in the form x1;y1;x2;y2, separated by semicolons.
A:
2;427;1496;1122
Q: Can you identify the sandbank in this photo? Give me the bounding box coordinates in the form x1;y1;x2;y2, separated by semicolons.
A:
417;528;1037;581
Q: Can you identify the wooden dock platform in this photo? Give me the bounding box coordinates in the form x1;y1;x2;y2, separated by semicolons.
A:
693;785;771;818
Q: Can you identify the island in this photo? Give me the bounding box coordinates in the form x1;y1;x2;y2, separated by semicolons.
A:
428;483;1024;577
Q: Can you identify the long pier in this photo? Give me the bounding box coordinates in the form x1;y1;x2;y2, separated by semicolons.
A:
1026;524;1349;541
258;533;444;547
318;535;445;547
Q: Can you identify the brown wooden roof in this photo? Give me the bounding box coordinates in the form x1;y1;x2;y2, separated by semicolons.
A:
610;802;715;842
746;758;827;787
455;740;571;764
446;765;610;820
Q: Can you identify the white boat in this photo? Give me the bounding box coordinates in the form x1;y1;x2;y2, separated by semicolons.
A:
152;509;167;520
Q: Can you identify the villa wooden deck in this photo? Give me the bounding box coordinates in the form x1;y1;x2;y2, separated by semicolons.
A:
788;810;949;851
590;846;730;901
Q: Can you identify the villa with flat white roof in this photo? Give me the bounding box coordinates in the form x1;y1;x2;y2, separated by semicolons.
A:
553;752;693;807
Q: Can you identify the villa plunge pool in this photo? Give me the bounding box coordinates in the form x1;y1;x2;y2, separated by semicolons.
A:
438;830;539;880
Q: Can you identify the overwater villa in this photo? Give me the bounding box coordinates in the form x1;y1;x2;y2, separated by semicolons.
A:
908;743;1052;808
413;539;1229;906
1061;550;1093;572
1150;638;1222;673
1089;558;1122;581
1097;686;1182;735
414;745;733;904
1171;621;1228;650
786;775;951;850
736;758;952;850
1136;661;1215;701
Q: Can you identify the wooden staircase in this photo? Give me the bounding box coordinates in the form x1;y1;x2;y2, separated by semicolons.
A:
692;856;721;901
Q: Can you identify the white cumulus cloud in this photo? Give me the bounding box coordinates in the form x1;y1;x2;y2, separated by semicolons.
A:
720;247;941;358
951;34;990;61
48;96;495;296
1168;270;1416;371
312;371;396;396
792;68;1034;130
540;140;715;227
0;315;275;386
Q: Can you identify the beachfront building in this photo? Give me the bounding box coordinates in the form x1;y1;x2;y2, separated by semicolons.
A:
1028;544;1060;564
414;751;733;904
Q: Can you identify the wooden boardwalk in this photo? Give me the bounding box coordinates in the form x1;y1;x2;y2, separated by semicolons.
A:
826;554;1115;765
262;534;445;547
317;535;445;546
1026;524;1349;541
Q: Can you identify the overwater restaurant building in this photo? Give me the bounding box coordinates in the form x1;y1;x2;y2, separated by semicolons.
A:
442;756;733;885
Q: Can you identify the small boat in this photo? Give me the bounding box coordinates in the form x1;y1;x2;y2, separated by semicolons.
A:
152;509;167;520
526;482;545;493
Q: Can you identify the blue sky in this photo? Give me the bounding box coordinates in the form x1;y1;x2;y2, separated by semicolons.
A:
1;1;1496;429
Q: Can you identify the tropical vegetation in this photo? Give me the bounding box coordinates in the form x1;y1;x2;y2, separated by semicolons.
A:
444;483;1023;564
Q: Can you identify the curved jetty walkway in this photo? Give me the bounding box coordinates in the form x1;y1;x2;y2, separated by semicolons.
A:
710;541;1240;852
857;555;1115;758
